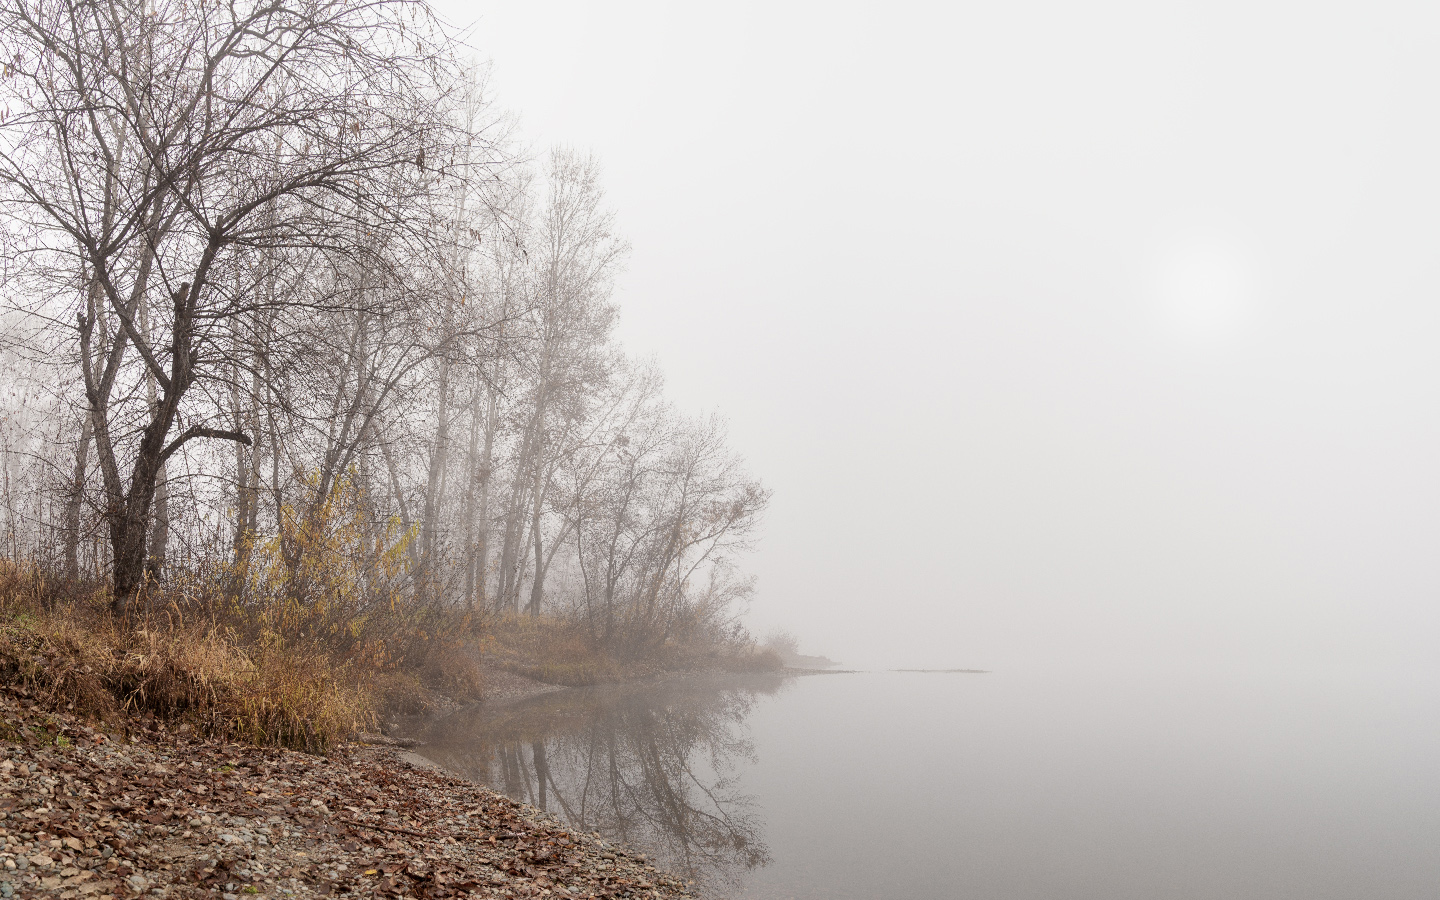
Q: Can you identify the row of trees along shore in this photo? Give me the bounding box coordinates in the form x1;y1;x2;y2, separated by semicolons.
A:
0;0;769;668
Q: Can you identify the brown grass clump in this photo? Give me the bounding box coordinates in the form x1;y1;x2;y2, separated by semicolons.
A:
230;645;372;750
480;615;626;686
0;561;371;753
726;646;786;672
479;613;783;686
351;643;486;716
415;641;486;700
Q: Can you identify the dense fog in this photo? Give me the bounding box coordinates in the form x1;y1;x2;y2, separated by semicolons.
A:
3;0;1437;675
445;0;1440;672
2;4;1437;899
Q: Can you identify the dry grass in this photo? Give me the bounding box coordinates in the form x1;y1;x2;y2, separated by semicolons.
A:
480;615;629;686
480;613;782;686
0;558;773;752
0;561;444;753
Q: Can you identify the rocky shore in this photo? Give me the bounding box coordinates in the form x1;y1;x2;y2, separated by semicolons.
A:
0;687;694;899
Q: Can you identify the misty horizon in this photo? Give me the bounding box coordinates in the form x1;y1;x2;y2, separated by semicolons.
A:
437;0;1440;673
1;3;1436;899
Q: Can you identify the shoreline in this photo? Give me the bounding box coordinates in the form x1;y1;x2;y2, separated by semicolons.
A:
446;663;850;713
0;686;695;899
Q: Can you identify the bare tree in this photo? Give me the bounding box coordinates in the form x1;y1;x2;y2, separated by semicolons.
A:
0;5;769;663
491;149;625;616
0;0;470;613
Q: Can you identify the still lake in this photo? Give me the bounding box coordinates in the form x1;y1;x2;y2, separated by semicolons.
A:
410;666;1440;899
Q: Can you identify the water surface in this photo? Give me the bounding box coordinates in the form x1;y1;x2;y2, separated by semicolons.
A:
413;666;1440;899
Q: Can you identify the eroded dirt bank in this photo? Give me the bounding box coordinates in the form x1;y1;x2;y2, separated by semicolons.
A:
0;688;694;899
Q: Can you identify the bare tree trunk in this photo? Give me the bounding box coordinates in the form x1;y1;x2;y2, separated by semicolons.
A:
461;383;481;607
142;292;169;585
234;234;274;578
232;409;248;559
509;345;552;615
527;462;545;617
147;470;168;583
62;412;92;580
111;416;180;614
419;352;451;594
230;357;262;589
94;276;251;616
267;401;284;548
474;389;498;609
497;415;536;615
380;435;417;566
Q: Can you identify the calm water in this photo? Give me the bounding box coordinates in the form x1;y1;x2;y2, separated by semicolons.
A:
410;666;1440;899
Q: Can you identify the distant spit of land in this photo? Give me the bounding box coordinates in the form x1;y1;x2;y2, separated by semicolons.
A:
780;652;842;669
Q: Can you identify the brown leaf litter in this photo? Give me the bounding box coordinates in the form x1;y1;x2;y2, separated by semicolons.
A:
0;686;694;899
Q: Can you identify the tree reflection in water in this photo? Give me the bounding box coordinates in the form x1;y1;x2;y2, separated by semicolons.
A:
416;674;788;896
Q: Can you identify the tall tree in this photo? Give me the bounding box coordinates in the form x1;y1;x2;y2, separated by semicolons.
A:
509;149;625;616
0;0;468;613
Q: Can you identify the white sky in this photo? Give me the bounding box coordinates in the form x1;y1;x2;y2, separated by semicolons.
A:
433;0;1440;671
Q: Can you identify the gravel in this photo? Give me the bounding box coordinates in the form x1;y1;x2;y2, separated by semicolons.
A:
0;686;694;899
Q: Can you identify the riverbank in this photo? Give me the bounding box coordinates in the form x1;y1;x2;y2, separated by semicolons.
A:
454;661;836;712
0;685;695;899
0;563;782;756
